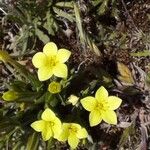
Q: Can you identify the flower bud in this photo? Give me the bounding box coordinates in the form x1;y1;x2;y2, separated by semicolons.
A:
48;81;61;94
2;90;18;101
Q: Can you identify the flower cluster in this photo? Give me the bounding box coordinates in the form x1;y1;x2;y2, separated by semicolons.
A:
2;42;122;149
31;108;88;149
31;42;88;149
30;42;122;149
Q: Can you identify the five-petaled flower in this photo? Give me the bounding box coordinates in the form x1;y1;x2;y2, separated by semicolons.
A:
32;42;71;81
58;123;88;149
81;86;122;126
31;108;62;141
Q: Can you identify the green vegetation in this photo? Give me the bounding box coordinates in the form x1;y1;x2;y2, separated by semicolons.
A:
0;0;150;149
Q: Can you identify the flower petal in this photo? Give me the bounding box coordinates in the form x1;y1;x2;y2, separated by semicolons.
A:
38;66;53;81
89;110;102;127
31;120;45;132
32;52;47;68
102;110;117;125
71;123;81;130
42;124;53;141
53;63;68;78
58;123;69;141
81;96;96;111
68;95;79;106
43;42;57;56
68;133;79;149
57;49;71;63
77;128;88;139
41;108;55;121
95;86;108;102
107;96;122;110
52;118;62;139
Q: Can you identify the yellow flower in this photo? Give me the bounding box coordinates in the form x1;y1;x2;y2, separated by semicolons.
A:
81;86;122;126
48;81;61;94
58;123;88;149
2;90;18;101
68;95;79;106
32;42;71;81
31;108;62;141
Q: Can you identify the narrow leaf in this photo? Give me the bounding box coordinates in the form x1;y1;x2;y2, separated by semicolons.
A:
53;7;75;22
26;132;39;150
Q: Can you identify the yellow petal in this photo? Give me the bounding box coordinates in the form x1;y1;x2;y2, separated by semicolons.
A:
102;110;117;125
31;120;45;132
42;123;53;141
43;42;57;56
77;128;88;139
57;49;71;63
68;133;79;149
89;110;102;127
53;63;68;78
107;96;122;110
52;118;62;139
58;123;69;141
68;95;79;106
32;52;47;68
95;86;108;102
81;96;96;111
71;123;81;129
41;108;55;121
38;66;53;81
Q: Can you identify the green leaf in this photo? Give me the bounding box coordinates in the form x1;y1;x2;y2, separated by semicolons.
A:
27;73;43;92
74;2;85;45
130;50;150;57
55;2;74;8
98;0;109;15
13;141;23;150
146;72;150;87
92;42;102;56
0;119;18;133
45;92;59;107
119;123;135;148
53;7;75;22
35;28;50;44
91;0;103;6
26;132;39;150
43;12;58;35
16;91;42;103
111;7;119;20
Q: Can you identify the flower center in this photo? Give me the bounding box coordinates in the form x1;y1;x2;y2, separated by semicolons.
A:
69;126;78;134
49;121;55;127
52;85;58;91
96;101;108;111
48;56;58;68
